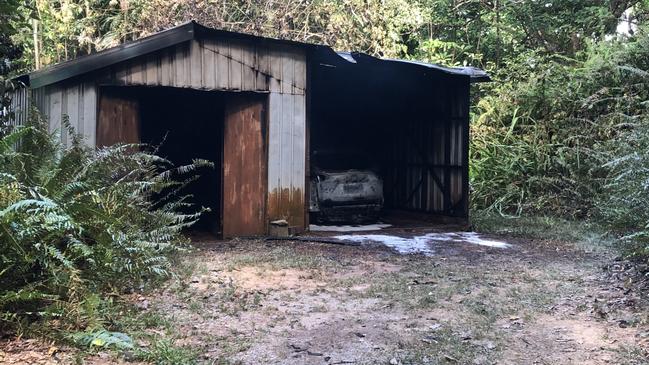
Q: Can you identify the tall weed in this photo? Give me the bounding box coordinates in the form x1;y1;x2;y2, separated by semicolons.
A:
470;28;649;261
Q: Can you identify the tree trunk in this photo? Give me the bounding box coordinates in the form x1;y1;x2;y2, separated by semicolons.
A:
32;19;40;70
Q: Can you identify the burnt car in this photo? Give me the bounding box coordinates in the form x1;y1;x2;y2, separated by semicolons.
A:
309;151;384;223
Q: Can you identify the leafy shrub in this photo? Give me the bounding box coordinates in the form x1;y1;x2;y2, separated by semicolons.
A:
598;122;649;260
470;28;649;262
470;29;649;220
0;113;211;334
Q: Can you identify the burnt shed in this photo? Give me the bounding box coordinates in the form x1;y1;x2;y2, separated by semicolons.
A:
10;21;488;237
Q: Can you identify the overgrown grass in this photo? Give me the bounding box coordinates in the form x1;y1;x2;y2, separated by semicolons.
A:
470;27;649;262
388;322;501;365
471;213;614;252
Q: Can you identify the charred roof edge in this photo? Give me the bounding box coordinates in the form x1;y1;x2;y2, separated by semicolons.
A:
29;22;197;88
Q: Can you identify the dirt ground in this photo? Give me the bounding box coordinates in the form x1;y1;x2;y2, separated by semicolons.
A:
2;229;649;364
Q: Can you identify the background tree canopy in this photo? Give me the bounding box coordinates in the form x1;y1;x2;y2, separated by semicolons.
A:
3;0;647;73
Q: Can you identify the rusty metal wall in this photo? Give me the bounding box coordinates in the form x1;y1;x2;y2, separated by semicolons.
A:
267;93;306;230
223;95;268;237
96;89;140;147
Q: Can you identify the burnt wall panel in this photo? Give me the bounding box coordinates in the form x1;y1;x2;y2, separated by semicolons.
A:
104;39;306;96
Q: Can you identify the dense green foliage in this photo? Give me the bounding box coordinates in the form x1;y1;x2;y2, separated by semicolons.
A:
471;33;649;216
0;115;210;334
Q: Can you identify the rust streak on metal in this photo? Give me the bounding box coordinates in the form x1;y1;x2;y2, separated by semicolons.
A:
222;94;267;237
267;187;305;232
96;89;140;147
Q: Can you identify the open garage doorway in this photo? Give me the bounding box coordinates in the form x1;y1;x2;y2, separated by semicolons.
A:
97;86;268;237
138;87;224;233
308;52;470;228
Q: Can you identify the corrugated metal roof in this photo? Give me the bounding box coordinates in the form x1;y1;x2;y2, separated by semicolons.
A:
336;52;490;82
23;21;489;88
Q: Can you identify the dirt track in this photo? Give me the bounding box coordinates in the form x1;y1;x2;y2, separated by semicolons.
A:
2;231;648;364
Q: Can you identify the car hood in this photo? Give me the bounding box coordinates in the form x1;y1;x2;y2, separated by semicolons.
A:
313;170;383;205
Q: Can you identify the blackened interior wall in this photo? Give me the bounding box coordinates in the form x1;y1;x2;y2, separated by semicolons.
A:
309;52;470;218
138;87;224;231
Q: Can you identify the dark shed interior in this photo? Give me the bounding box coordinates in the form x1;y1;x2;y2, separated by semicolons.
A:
103;86;225;232
308;51;471;220
139;87;224;232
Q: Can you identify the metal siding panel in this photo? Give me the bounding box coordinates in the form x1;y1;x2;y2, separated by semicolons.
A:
293;53;306;95
161;49;172;86
130;60;145;84
78;84;85;137
267;92;306;230
96;90;140;147
9;88;29;128
189;40;203;88
145;54;158;85
202;40;217;89
115;62;129;84
8;91;16;127
292;94;306;191
174;44;189;88
269;48;282;93
281;50;294;94
280;94;293;210
449;122;455;165
242;45;256;90
215;40;230;90
256;44;270;91
32;88;41;115
49;87;62;137
41;87;51;125
267;93;282;218
229;42;243;90
8;90;16;127
82;82;97;146
291;93;306;229
79;39;302;93
289;94;305;228
64;84;81;146
223;95;267;237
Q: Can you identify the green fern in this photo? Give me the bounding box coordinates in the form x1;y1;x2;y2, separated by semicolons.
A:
0;112;210;333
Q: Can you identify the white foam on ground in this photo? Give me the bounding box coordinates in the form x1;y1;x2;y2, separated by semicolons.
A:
333;232;511;255
424;232;511;249
309;223;392;232
332;234;435;255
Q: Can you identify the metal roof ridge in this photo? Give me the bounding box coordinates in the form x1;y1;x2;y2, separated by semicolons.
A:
334;51;490;82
